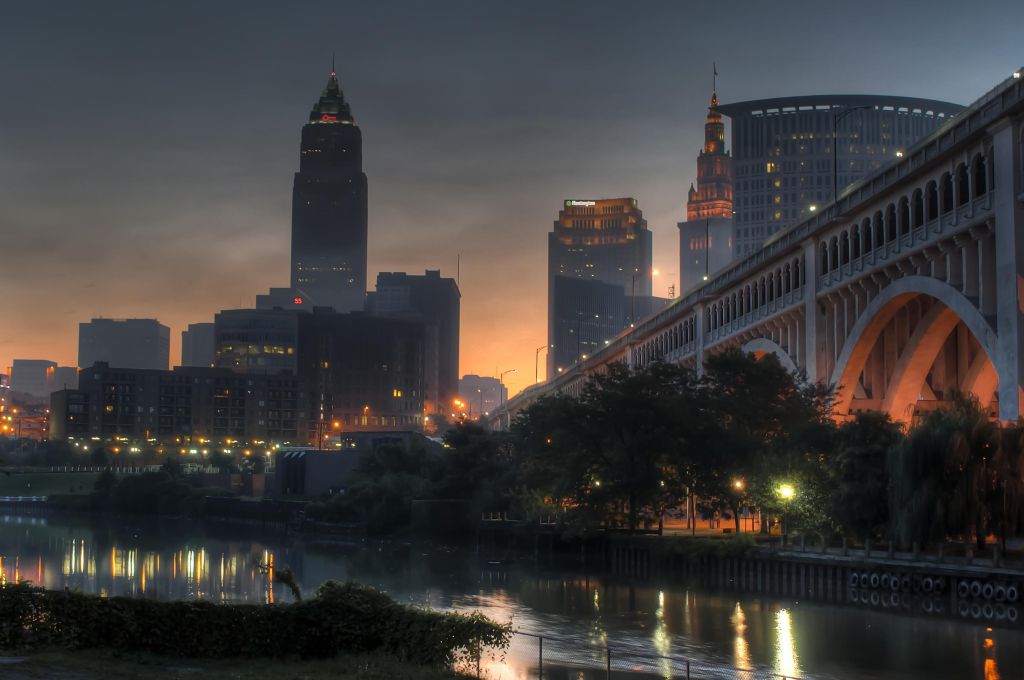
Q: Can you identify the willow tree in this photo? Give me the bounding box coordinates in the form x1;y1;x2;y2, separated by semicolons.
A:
888;394;1000;550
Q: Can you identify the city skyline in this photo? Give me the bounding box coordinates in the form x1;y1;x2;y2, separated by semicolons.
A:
2;1;1022;396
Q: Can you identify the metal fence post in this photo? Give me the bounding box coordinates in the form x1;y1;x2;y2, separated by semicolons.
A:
538;635;543;679
607;646;612;679
686;660;690;679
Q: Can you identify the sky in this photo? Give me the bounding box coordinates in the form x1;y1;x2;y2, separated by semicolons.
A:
1;0;1022;396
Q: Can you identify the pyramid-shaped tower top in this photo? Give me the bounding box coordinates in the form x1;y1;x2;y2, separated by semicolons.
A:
309;70;354;124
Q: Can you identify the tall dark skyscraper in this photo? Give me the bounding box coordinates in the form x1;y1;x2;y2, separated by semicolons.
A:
547;198;652;378
290;69;368;312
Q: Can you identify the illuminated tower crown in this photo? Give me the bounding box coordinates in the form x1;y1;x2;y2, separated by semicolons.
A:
686;84;733;221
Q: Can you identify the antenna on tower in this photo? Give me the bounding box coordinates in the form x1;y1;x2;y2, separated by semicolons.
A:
713;62;718;94
457;253;461;288
331;52;336;75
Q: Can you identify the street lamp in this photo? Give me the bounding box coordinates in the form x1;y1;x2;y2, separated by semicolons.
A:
499;369;516;406
535;344;550;384
703;218;710;282
777;483;796;544
832;105;873;204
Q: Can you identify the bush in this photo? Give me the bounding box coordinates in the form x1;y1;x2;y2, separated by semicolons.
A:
0;581;509;666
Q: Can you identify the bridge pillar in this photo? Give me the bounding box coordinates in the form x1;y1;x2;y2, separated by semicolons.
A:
802;239;827;382
694;303;706;375
991;120;1024;420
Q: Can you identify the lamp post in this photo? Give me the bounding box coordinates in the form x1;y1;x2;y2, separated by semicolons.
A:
832;105;873;204
499;369;516;406
703;218;710;282
535;344;550;384
778;483;795;546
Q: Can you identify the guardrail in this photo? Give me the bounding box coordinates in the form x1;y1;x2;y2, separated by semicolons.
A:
0;496;48;503
464;630;802;679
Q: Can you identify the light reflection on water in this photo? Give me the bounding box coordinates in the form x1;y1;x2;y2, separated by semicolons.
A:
0;513;1019;680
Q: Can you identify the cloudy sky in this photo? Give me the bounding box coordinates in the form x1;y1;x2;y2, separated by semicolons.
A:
1;0;1021;395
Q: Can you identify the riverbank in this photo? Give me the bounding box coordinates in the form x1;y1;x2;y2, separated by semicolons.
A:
0;651;475;680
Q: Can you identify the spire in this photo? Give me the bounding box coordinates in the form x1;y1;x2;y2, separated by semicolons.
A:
710;62;719;109
309;64;353;124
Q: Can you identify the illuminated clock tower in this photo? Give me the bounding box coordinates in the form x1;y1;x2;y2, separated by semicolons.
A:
678;79;734;295
686;89;733;221
290;69;368;312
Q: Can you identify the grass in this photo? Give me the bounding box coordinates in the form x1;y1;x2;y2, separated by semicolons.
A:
0;650;476;679
0;471;104;496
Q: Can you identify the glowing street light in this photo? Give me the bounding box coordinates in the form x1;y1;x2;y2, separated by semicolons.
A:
733;479;745;491
778;483;795;500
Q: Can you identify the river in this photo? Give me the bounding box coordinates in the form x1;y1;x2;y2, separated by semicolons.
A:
0;513;1020;679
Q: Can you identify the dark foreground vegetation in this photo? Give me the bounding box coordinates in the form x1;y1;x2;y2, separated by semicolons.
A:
0;581;509;669
2;650;476;680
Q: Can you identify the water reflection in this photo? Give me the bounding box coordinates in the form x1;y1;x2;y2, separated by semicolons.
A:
731;602;750;669
774;608;800;678
0;514;1021;680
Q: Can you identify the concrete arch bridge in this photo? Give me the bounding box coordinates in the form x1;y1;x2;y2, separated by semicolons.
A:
491;69;1024;429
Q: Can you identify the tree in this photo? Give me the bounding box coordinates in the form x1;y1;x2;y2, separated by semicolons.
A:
827;412;903;542
888;394;999;550
210;451;236;474
695;349;834;534
515;362;699;533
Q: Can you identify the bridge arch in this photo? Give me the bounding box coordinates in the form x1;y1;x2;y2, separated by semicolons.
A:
831;276;999;424
741;338;799;374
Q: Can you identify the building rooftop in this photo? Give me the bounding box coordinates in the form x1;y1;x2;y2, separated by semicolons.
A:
717;94;963;118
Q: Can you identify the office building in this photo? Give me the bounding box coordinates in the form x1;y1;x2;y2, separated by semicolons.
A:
9;360;55;399
256;287;314;311
290;69;368;312
49;366;78;392
679;87;734;295
8;359;77;400
718;94;963;256
78;318;170;370
458;374;506;416
214;308;303;374
50;362;304;443
548;197;652;376
181;322;215;367
215;308;427;433
366;270;460;412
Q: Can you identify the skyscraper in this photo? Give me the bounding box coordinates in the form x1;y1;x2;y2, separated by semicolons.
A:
78;318;170;371
679;86;734;295
718;94;962;256
366;270;461;412
180;322;215;367
547;198;652;377
290;69;368;312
